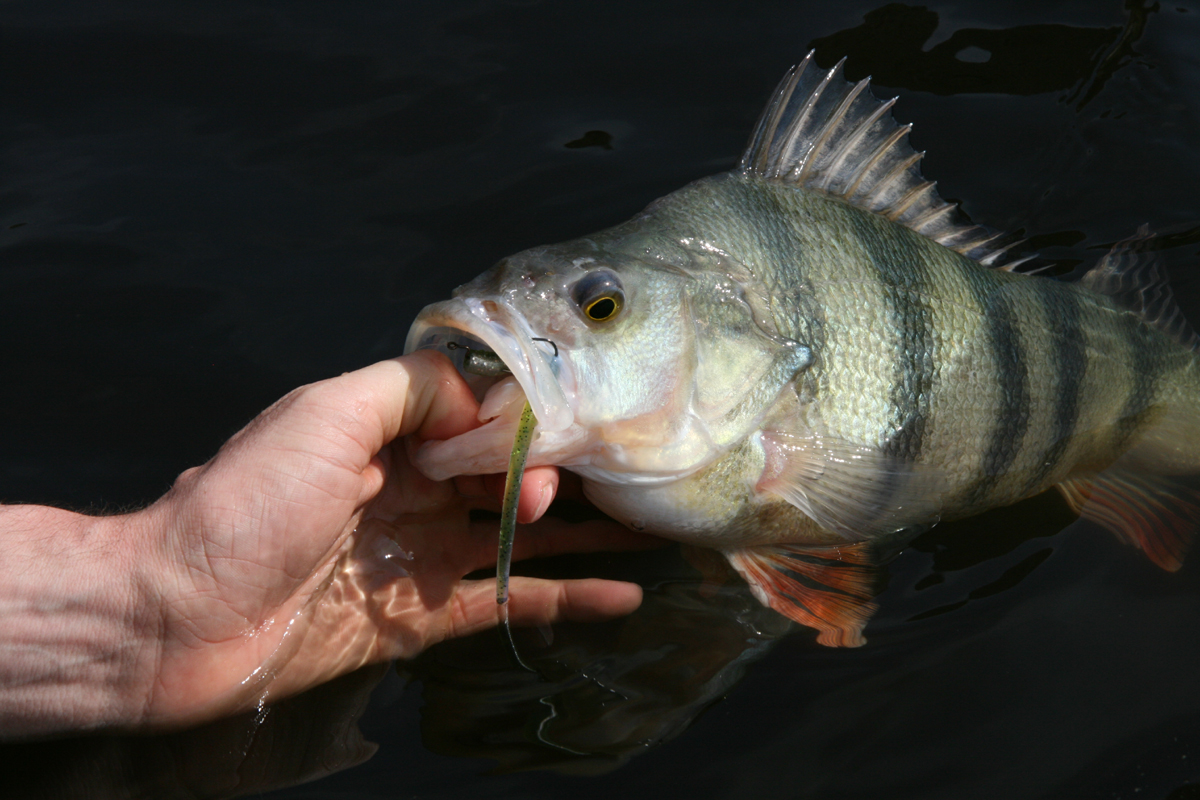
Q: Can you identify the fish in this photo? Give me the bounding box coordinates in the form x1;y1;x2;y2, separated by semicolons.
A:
405;52;1200;647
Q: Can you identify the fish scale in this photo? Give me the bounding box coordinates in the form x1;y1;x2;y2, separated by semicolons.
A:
408;53;1200;646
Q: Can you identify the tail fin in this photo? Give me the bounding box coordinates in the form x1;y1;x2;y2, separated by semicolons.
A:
1058;226;1200;570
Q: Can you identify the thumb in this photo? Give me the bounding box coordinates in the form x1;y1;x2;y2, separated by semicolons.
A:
241;350;481;471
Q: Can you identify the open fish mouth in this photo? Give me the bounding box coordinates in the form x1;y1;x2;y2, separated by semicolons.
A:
405;297;573;431
404;297;587;480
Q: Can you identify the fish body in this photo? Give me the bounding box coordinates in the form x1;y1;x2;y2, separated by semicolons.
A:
408;54;1200;645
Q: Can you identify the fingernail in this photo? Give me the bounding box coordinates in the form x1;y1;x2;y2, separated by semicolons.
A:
534;484;553;520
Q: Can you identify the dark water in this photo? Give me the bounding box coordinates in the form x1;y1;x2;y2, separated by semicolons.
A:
4;1;1200;798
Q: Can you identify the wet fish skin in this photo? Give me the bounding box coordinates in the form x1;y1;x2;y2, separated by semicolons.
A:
578;173;1200;544
408;55;1200;645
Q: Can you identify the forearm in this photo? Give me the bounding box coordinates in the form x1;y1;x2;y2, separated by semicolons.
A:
0;505;158;739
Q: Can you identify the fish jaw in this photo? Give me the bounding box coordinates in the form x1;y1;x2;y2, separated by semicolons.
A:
404;297;595;480
411;397;595;481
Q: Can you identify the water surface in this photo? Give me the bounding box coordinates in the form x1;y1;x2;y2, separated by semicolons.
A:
3;2;1200;798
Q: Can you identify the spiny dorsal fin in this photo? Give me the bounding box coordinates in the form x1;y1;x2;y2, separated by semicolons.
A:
1079;225;1199;350
740;52;1026;269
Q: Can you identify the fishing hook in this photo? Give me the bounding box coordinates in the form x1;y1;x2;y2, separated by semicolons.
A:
531;337;559;357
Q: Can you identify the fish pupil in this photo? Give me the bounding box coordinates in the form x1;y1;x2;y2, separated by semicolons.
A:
587;296;618;321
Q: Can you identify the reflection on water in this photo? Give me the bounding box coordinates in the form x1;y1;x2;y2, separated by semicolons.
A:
2;664;387;799
0;494;1097;795
409;547;791;774
0;551;790;793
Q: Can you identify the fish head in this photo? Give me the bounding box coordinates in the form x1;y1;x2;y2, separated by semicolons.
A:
407;222;813;490
405;236;743;483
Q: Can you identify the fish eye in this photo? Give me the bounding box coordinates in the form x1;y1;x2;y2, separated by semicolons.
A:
572;270;625;323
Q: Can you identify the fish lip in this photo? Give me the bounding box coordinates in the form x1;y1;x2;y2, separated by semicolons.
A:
404;297;574;432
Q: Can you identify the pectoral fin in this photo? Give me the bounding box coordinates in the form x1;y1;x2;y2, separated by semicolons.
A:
757;429;945;539
1058;471;1200;572
723;543;879;647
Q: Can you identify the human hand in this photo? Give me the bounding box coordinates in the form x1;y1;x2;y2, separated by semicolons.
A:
125;351;649;729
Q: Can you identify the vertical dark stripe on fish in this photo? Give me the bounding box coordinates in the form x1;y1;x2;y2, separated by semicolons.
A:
854;219;935;461
752;185;827;356
883;276;934;463
1023;284;1085;494
966;277;1030;504
841;214;935;531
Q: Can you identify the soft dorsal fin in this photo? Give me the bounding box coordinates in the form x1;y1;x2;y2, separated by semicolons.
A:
1079;225;1199;350
740;52;1028;270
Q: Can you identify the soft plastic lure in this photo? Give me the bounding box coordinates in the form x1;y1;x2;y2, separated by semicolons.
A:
498;400;536;609
497;401;537;670
448;341;511;378
450;341;539;665
448;340;532;607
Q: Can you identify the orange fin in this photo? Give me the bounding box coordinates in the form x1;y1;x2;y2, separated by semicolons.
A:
723;543;878;647
1057;471;1200;572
